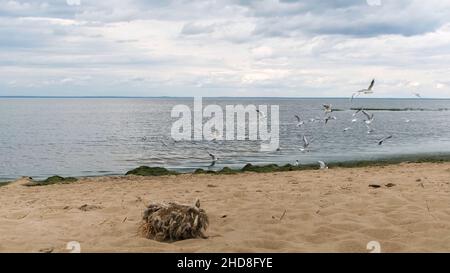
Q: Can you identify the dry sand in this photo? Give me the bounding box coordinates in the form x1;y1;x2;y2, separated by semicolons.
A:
1;162;450;253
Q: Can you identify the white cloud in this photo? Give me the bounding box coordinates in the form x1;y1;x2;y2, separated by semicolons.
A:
66;0;81;7
0;0;450;97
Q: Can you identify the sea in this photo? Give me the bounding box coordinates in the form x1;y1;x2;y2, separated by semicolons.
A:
1;97;450;182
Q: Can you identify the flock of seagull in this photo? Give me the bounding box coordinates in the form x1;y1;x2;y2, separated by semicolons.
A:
291;79;399;169
205;79;418;169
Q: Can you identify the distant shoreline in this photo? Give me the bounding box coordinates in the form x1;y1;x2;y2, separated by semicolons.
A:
1;96;450;100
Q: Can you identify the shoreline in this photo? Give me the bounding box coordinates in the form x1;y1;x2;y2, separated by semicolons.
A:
1;161;449;252
2;153;450;184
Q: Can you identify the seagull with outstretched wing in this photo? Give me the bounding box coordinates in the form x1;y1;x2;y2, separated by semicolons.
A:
294;115;304;127
362;110;374;124
378;135;393;145
351;79;375;101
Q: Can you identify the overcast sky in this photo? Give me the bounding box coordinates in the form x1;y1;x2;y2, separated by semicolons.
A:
1;0;450;97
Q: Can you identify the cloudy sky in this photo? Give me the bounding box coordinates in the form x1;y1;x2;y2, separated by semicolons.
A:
1;0;450;97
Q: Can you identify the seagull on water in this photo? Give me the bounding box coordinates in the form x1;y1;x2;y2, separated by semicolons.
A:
208;152;219;167
378;135;393;145
318;161;328;170
351;79;375;101
343;127;352;132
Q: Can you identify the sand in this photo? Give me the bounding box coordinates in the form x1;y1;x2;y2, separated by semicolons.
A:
1;162;450;253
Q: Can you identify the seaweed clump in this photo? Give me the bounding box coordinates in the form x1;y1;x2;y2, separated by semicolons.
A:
140;199;209;242
126;166;177;176
26;176;77;187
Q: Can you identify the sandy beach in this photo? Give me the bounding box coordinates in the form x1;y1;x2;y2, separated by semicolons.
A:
1;162;450;253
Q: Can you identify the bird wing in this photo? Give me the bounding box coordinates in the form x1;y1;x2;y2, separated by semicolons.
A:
362;110;373;120
295;115;301;122
318;161;326;168
303;135;309;147
368;79;375;90
353;108;362;116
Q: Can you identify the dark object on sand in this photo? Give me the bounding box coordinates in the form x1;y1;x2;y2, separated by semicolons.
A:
79;204;102;211
126;166;177;176
26;176;77;186
385;183;396;188
369;184;382;188
140;199;209;242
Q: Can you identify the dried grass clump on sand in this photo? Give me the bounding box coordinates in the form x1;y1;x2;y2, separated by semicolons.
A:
140;199;209;242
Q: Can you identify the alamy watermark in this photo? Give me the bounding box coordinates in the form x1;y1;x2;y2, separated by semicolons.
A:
170;97;280;151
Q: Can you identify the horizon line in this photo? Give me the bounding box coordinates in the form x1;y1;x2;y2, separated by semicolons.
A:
0;96;449;100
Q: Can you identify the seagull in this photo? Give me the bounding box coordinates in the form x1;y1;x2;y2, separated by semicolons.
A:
343;127;352;132
294;115;304;127
299;135;310;152
211;129;222;141
378;135;393;145
351;118;358;123
208;152;219;167
362;110;374;124
256;109;266;120
324;115;337;124
323;104;333;113
351;79;375;101
318;161;328;170
413;92;421;98
402;118;411;123
294;160;299;167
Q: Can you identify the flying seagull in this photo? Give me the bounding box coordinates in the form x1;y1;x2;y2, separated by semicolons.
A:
256;109;266;120
299;135;310;152
378;135;393;145
351;79;375;101
413;92;421;98
294;115;304;127
362;110;374;124
208;152;219;167
211;129;222;141
318;161;328;170
323;104;333;113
